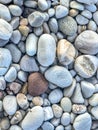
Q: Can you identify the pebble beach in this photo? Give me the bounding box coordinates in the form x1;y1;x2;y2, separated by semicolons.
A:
0;0;98;130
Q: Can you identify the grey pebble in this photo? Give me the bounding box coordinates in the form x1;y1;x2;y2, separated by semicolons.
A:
49;18;58;33
34;26;43;36
52;104;63;118
43;22;50;34
9;125;22;130
42;122;54;130
10;17;20;30
18;41;26;54
12;64;20;72
20;55;39;72
0;0;12;4
48;8;55;17
50;118;60;127
89;93;98;106
9;5;22;16
0;117;10;130
93;11;98;25
76;15;89;25
55;125;64;130
18;71;28;82
38;0;48;11
0;77;6;90
0;100;3;112
85;4;97;12
48;89;63;104
6;44;21;63
70;1;84;11
91;106;98;119
61;112;71;126
9;82;21;94
10;30;21;44
76;0;98;5
60;0;70;7
24;1;37;8
87;20;97;31
43;106;53;121
13;0;23;6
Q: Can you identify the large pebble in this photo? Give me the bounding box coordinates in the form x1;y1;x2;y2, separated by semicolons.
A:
75;30;98;54
48;89;63;104
57;39;76;65
21;106;44;130
28;72;48;96
0;77;6;90
26;33;38;56
43;107;54;121
58;16;77;36
89;93;98;106
0;48;12;76
3;95;17;115
73;113;92;130
81;81;95;98
0;4;11;21
28;11;44;27
74;55;98;78
45;65;73;88
20;55;39;72
37;34;56;67
9;5;22;16
76;0;98;5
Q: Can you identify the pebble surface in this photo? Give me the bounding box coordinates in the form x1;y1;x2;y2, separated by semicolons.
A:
0;0;98;130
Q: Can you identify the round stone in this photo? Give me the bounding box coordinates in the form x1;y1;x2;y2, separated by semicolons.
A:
0;48;12;76
45;65;73;88
58;16;77;36
37;34;56;67
0;0;12;4
76;15;89;25
74;55;98;78
61;113;71;126
49;18;58;33
52;104;63;118
9;82;21;94
0;76;6;90
89;94;98;106
75;30;98;54
38;0;48;11
9;125;22;130
9;5;22;16
3;95;17;115
76;0;98;5
21;106;44;130
0;117;10;130
28;72;48;96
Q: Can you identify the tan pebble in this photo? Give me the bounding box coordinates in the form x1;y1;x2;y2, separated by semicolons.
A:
20;18;28;26
32;96;43;106
19;25;29;36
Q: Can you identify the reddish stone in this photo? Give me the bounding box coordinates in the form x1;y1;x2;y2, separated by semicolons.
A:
28;72;48;96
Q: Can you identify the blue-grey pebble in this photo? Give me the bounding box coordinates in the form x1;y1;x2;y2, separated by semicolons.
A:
85;4;97;12
38;0;48;11
9;5;22;16
9;125;22;130
49;18;58;33
61;113;71;126
42;122;54;130
10;30;21;44
10;17;20;30
81;10;92;19
93;11;98;25
18;71;28;82
55;125;64;130
88;20;97;31
70;1;84;11
0;76;6;90
76;15;89;25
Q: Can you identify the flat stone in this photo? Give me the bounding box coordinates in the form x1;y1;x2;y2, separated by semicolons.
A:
45;65;73;88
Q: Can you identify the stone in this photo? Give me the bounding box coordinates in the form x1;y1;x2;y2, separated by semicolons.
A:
13;0;23;6
93;11;98;25
16;93;29;109
89;94;98;106
72;104;87;114
81;10;92;19
74;55;98;78
76;15;89;25
19;25;29;36
26;33;38;56
81;81;95;98
61;113;71;126
0;48;12;76
76;0;98;5
34;26;43;36
0;19;13;41
38;0;48;11
55;5;68;19
60;0;70;7
60;97;72;112
91;106;98;119
0;4;11;21
57;39;76;65
37;34;56;67
43;107;54;121
70;1;84;10
10;30;21;44
75;30;98;54
9;5;22;16
28;11;44;27
42;122;54;130
55;125;64;130
48;8;55;17
9;125;22;130
45;65;73;88
85;4;97;12
9;82;21;94
6;44;21;63
18;71;28;82
0;100;3;111
21;106;44;130
0;117;10;130
49;18;58;33
48;89;63;104
10;17;19;30
0;0;12;4
52;104;63;118
24;1;37;8
3;95;17;115
32;96;43;106
28;72;48;96
58;16;77;36
0;77;6;90
73;113;92;130
88;20;97;31
20;55;39;72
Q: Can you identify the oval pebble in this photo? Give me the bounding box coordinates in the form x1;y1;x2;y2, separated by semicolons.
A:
38;0;48;11
61;112;71;126
72;104;87;114
76;0;98;5
52;104;63;118
9;125;22;130
9;5;22;16
89;94;98;106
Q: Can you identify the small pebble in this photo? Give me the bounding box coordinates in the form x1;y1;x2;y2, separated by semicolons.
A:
70;1;84;11
0;77;6;90
42;121;54;130
9;82;21;94
0;117;10;130
76;15;89;25
10;30;21;44
52;104;63;118
89;93;98;106
32;96;43;106
72;104;87;114
91;106;98;119
9;125;22;130
38;0;48;11
61;112;71;126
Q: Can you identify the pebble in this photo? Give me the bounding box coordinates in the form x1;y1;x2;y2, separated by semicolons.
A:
76;15;89;25
51;118;60;127
42;121;54;130
45;65;73;88
71;83;84;103
37;34;56;67
0;117;10;130
24;1;37;8
81;81;95;98
81;10;92;19
49;18;58;33
9;82;21;94
76;0;98;5
0;0;12;4
18;71;28;82
10;17;19;30
9;5;22;16
20;55;39;72
34;26;43;36
21;106;44;130
38;0;48;11
91;106;98;119
26;33;38;56
60;0;70;7
87;20;97;31
18;42;26;54
32;96;43;106
13;0;23;6
0;100;3;111
93;11;98;25
43;106;54;121
0;4;11;21
9;125;22;130
60;97;72;112
52;104;63;118
28;11;44;27
69;9;79;17
57;39;76;65
72;104;87;114
48;8;55;17
89;93;98;106
6;44;21;63
73;113;92;130
58;16;77;36
70;1;84;11
74;55;98;78
55;125;64;130
55;5;68;19
28;72;48;96
0;77;6;90
10;30;21;44
61;112;71;126
0;48;12;76
16;93;29;109
3;95;17;115
85;4;97;12
19;25;29;36
48;88;63;104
